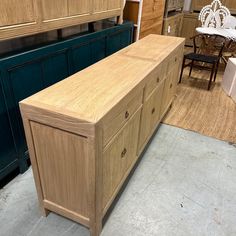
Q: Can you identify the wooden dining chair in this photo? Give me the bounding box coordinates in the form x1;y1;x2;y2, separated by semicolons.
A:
179;34;226;90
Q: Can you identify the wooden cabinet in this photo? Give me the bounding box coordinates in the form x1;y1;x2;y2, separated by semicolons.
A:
123;0;165;41
163;13;184;37
0;0;123;40
20;35;185;236
191;0;236;14
140;0;165;39
181;12;200;46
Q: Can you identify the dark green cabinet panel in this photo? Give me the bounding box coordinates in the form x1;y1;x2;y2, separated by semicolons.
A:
0;79;18;179
0;21;133;182
42;50;70;87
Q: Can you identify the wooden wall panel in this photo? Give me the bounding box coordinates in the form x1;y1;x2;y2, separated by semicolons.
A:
0;0;36;27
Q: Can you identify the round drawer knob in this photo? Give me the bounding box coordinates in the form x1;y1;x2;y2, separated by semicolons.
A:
151;108;155;114
125;111;129;119
156;77;160;83
175;57;177;62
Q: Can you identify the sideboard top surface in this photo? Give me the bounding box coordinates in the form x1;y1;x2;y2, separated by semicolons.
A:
20;35;185;124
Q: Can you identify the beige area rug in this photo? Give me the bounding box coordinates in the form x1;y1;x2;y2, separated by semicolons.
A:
163;68;236;144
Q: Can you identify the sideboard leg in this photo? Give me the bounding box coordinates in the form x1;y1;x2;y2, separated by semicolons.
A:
41;207;50;217
90;221;102;236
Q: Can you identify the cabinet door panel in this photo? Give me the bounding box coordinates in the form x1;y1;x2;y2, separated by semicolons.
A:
93;0;108;13
108;0;121;10
41;0;68;20
68;0;90;16
0;81;17;174
0;0;36;27
138;80;164;150
42;52;69;87
103;109;141;209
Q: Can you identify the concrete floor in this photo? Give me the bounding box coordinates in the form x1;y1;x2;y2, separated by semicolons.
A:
1;124;236;236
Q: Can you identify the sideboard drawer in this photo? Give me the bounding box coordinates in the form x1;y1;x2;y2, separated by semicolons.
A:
102;108;141;210
167;47;182;72
103;93;142;146
144;60;167;100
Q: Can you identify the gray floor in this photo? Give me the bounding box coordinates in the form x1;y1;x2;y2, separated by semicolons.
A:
1;124;236;236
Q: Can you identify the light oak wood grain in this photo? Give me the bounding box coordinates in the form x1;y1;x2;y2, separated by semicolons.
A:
0;0;122;40
0;0;36;27
20;35;185;236
31;122;90;220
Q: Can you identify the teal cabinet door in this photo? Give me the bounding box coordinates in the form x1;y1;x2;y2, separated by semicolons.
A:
42;50;70;87
71;37;106;73
0;78;18;179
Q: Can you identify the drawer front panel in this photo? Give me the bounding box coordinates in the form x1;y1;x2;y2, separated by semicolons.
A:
144;61;167;100
103;93;142;146
167;47;182;73
139;79;165;151
102;109;141;209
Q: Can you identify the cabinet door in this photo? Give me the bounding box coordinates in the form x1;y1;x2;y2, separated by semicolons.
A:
108;0;122;10
160;50;182;117
93;0;108;13
102;109;141;210
138;80;164;151
0;81;18;180
41;0;68;20
0;0;36;28
68;0;90;16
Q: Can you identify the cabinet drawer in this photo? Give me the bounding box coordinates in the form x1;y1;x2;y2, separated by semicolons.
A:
144;61;167;100
138;79;165;151
167;47;182;72
103;92;142;146
102;108;141;209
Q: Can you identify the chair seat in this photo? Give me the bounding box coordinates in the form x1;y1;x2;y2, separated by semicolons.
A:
184;53;218;63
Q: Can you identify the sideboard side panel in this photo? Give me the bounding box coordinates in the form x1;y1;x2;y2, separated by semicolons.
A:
30;121;91;224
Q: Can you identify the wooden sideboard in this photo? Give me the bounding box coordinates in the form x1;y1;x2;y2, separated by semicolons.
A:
191;0;236;14
20;35;185;236
0;0;124;40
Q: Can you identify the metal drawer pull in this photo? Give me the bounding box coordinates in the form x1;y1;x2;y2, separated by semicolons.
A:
151;108;155;114
121;148;127;158
125;111;129;119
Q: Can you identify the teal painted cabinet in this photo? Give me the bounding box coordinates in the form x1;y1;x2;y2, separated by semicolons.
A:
0;22;133;182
